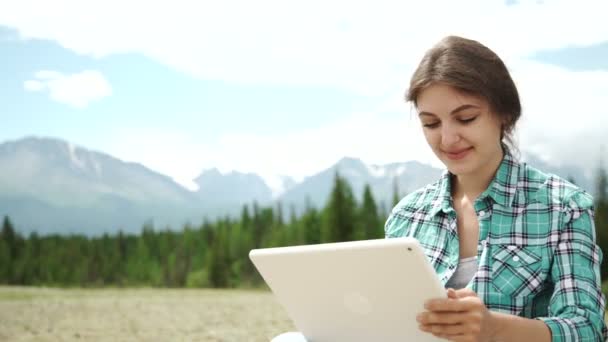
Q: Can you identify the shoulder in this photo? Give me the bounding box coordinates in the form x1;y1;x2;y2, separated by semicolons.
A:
392;177;443;214
518;162;593;210
384;177;444;237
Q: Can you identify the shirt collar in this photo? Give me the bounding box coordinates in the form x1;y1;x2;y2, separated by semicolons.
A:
429;152;520;217
480;152;520;208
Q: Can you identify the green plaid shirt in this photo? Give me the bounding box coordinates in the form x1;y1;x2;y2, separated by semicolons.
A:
385;153;607;341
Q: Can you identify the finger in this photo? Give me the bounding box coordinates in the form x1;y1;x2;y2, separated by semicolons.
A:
425;298;466;312
425;297;483;312
430;332;451;341
417;311;468;325
447;288;458;299
454;288;477;299
446;335;475;342
433;332;467;341
422;323;468;335
439;334;472;342
419;325;469;342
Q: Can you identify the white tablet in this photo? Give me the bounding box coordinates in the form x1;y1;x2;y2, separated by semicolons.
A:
249;237;446;342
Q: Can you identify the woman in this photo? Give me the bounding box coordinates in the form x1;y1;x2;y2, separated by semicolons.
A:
386;35;606;342
274;36;607;341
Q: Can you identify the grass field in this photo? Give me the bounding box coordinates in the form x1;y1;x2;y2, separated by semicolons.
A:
0;286;295;342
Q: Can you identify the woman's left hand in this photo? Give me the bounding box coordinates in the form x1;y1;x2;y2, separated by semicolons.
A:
417;288;497;342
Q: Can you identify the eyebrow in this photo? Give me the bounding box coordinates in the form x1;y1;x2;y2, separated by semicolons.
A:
418;104;480;117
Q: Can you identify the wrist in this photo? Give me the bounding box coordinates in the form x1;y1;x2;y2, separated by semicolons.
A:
487;311;504;341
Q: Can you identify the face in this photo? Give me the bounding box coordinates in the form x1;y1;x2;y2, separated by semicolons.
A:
416;83;504;177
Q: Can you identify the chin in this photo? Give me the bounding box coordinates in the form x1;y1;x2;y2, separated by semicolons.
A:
435;148;478;175
447;166;475;176
441;158;477;176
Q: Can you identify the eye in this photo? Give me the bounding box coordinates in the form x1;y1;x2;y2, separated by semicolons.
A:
423;122;440;129
459;116;477;124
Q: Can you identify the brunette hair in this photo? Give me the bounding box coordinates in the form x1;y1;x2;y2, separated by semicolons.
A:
406;36;521;152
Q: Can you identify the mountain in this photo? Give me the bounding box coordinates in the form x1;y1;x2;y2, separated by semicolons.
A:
0;137;194;205
277;157;442;215
0;136;201;235
0;136;597;235
194;168;274;213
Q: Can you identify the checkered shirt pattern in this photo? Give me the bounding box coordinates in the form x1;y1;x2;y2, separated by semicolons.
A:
385;153;607;341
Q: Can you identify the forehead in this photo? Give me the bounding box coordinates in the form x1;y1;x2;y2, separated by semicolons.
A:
416;83;487;115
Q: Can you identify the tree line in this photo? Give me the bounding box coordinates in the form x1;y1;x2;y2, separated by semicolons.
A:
1;165;608;288
0;173;392;288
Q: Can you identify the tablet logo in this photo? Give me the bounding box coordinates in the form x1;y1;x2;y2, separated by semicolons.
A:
343;291;372;315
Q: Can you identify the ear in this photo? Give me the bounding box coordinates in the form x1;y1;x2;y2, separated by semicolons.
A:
496;114;510;139
499;112;512;129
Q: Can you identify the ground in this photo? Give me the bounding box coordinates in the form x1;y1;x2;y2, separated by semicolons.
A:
0;286;295;342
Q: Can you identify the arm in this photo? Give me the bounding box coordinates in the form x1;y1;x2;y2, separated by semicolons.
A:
489;311;551;341
419;193;606;342
534;192;606;341
419;289;552;342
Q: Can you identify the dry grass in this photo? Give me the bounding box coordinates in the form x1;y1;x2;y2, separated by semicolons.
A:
0;286;295;342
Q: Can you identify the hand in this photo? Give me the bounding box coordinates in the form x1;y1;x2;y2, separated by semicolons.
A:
416;288;497;342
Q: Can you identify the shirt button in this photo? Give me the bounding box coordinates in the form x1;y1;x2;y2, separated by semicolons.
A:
478;210;486;217
513;256;520;262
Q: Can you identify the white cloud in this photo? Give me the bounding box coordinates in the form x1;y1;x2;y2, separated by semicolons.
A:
3;0;608;95
105;99;439;190
105;128;211;191
24;70;112;108
105;61;608;190
513;61;608;172
5;0;608;183
23;80;44;91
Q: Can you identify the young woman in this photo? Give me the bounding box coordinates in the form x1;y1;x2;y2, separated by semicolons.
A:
385;35;606;342
273;36;606;342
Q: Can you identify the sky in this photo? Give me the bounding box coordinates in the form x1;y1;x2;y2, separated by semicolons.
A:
1;0;607;190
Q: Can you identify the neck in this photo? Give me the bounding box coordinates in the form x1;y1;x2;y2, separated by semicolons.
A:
452;150;504;201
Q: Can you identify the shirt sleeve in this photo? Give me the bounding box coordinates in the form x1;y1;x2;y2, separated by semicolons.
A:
536;191;607;341
384;210;403;238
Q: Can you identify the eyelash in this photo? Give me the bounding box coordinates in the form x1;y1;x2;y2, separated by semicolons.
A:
423;117;477;129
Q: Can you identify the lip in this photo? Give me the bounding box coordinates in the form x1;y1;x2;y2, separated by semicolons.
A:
443;147;473;161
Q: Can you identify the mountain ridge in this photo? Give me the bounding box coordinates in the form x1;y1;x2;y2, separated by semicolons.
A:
0;136;595;235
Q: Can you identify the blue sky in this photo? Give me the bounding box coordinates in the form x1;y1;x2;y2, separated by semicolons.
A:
1;0;607;190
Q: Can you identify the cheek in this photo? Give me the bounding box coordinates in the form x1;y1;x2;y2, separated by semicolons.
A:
477;126;503;147
422;130;439;147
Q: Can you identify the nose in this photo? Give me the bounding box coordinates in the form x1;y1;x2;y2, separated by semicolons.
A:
440;123;461;147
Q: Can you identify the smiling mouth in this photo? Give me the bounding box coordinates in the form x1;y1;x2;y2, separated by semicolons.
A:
443;147;473;160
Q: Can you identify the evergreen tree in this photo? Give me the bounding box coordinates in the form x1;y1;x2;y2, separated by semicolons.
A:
241;205;252;232
1;216;23;283
0;239;9;283
125;233;153;285
87;239;104;285
228;219;245;284
252;201;266;248
289;204;297;226
379;200;390;225
392;177;401;208
360;184;383;240
1;216;19;260
321;172;357;243
284;204;299;245
25;232;41;284
296;199;321;245
594;160;608;280
275;202;285;227
207;226;229;287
